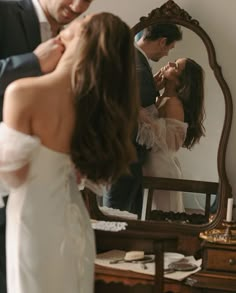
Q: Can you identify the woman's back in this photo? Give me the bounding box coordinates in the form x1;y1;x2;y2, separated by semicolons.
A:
5;71;76;154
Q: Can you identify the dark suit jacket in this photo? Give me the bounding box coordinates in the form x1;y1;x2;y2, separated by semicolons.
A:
134;48;160;167
103;49;160;217
0;0;42;223
135;48;159;107
0;0;42;122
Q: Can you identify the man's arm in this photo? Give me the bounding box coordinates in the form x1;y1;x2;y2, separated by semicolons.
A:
0;53;41;97
0;38;64;98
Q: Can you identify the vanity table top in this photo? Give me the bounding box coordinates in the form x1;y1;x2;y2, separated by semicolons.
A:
95;264;195;293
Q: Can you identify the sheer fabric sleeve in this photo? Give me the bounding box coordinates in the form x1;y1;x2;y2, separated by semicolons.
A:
137;111;188;154
0;122;40;198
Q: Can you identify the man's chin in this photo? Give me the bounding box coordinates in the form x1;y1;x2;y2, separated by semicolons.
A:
58;12;78;25
59;17;76;25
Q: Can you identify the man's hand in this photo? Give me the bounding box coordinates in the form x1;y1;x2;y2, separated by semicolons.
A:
154;69;166;91
33;38;65;74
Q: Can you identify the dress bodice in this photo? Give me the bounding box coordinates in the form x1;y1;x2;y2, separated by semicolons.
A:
137;100;188;154
28;145;74;193
0;122;95;293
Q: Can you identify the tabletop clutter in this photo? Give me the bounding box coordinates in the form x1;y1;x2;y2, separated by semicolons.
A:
95;249;202;281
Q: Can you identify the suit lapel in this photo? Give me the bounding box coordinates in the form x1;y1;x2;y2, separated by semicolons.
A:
17;0;41;50
136;49;160;98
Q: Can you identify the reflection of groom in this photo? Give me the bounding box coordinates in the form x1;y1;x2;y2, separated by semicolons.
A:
103;23;182;217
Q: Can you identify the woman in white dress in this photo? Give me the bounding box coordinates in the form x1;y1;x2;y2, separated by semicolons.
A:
0;13;139;293
137;58;205;213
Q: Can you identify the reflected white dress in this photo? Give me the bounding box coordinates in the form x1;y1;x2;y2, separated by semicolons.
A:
137;100;188;212
0;123;95;293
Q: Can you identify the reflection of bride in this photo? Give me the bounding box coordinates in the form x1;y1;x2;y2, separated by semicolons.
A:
137;58;205;212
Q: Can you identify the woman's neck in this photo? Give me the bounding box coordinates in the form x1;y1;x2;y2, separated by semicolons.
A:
56;54;74;70
51;63;73;96
162;80;177;97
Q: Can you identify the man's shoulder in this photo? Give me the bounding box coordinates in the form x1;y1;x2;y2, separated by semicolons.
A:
135;47;145;59
0;0;20;6
135;48;149;68
0;0;20;13
0;0;30;10
0;0;34;22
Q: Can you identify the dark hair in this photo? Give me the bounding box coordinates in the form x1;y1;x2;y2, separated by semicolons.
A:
177;58;205;149
70;13;139;183
142;23;182;45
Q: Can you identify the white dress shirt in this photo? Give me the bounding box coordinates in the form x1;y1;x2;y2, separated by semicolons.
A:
31;0;52;41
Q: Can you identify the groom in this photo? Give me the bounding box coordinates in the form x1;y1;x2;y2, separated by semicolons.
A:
0;0;94;291
103;23;182;217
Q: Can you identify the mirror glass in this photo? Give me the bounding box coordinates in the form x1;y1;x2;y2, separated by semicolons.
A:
90;0;232;232
147;26;224;211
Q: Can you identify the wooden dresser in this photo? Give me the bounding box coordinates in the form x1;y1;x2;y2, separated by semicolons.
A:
94;230;236;293
184;241;236;292
94;228;179;293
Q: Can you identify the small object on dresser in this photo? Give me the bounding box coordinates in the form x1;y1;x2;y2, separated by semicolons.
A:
200;221;236;245
226;198;234;222
164;252;184;269
168;262;198;272
124;251;145;261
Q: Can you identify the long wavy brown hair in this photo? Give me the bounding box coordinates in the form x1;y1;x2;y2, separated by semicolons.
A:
177;58;205;149
70;13;139;183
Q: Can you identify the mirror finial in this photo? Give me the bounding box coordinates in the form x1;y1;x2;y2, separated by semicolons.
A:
140;0;199;25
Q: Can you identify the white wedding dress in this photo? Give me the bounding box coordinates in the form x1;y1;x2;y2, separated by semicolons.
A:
137;100;188;212
0;122;95;293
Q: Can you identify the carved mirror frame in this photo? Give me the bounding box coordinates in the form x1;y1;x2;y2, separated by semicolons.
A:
85;0;233;235
131;0;233;234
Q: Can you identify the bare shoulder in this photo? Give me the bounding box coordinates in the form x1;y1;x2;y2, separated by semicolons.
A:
3;77;46;130
164;96;184;121
5;77;42;107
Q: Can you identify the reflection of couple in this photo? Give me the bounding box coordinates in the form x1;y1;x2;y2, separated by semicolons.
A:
136;25;205;213
138;58;205;212
0;13;139;293
104;23;205;215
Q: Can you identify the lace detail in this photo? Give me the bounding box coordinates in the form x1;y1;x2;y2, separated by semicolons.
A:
91;220;128;231
0;122;40;172
0;122;41;205
61;169;95;293
137;119;162;150
137;110;188;153
84;179;107;196
78;178;86;191
64;203;95;293
77;177;107;197
99;206;138;220
3;125;95;292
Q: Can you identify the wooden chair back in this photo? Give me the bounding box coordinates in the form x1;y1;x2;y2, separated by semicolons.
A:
142;176;219;222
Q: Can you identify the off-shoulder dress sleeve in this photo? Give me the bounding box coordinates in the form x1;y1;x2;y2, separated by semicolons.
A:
0;122;40;204
136;109;188;154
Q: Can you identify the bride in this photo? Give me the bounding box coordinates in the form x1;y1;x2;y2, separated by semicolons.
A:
0;12;139;293
137;58;205;213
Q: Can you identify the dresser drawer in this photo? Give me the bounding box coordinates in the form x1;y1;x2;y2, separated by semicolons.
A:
205;248;236;272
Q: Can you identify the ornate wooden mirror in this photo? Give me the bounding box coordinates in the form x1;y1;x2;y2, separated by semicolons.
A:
85;0;233;235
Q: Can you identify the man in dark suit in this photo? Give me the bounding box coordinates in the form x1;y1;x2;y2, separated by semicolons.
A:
103;23;182;218
0;0;93;291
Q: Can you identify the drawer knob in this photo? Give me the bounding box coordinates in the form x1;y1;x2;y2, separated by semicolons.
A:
229;258;236;265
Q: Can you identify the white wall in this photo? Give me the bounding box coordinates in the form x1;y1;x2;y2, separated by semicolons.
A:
87;0;236;213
